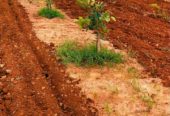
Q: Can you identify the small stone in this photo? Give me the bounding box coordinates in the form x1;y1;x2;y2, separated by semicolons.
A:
0;64;5;68
11;78;14;82
69;73;79;79
54;113;58;116
59;102;63;106
16;76;22;80
6;69;11;74
60;69;65;73
42;87;45;90
1;75;7;79
31;81;35;85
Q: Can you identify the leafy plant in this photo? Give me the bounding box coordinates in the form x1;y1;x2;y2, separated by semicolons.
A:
76;17;91;29
38;8;64;19
38;0;64;19
76;0;116;52
57;41;123;66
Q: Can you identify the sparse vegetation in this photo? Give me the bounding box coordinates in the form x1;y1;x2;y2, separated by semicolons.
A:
131;78;141;92
127;48;137;58
141;93;155;110
38;0;64;19
107;85;119;94
150;3;170;22
2;0;170;115
57;41;123;66
76;0;116;52
127;67;140;78
104;102;113;116
38;8;64;19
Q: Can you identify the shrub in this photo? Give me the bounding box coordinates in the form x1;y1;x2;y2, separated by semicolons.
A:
38;8;64;19
57;42;123;66
76;0;116;52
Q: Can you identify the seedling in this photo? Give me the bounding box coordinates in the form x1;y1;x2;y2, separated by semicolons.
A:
141;93;155;111
76;0;116;52
38;0;64;19
127;67;139;78
76;17;91;29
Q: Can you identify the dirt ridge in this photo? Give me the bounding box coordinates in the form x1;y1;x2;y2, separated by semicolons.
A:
0;0;97;115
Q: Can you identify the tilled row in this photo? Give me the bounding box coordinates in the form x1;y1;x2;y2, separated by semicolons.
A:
0;0;97;115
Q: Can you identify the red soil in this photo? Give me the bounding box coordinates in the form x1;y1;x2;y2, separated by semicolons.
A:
0;0;97;115
54;0;170;86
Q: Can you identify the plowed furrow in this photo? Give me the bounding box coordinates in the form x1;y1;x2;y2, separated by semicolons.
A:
0;0;97;115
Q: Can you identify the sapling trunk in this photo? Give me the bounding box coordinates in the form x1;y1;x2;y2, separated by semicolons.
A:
96;32;101;52
46;0;52;9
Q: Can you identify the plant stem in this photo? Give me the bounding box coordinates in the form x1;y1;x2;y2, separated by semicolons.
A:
96;32;101;52
46;0;52;9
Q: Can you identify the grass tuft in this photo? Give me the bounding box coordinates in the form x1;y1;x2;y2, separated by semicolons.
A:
141;93;155;110
57;42;123;66
38;8;64;19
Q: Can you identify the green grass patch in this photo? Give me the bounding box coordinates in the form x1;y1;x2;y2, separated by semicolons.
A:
38;8;64;19
56;42;123;66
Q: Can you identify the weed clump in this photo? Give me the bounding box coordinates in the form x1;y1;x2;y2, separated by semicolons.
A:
149;3;170;22
57;42;123;66
38;8;64;19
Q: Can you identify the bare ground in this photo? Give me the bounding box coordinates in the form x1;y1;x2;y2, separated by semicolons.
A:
0;0;97;115
19;0;170;115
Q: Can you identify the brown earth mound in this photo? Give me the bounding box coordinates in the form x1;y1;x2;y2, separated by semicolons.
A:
0;0;97;115
54;0;170;86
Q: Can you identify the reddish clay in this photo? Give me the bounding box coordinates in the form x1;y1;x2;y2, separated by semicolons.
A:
0;0;97;115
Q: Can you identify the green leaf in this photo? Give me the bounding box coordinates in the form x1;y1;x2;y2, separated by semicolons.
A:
76;16;91;29
100;12;110;22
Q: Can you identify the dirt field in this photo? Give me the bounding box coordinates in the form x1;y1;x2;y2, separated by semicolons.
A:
0;0;169;115
0;0;97;115
16;0;170;115
54;0;170;86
